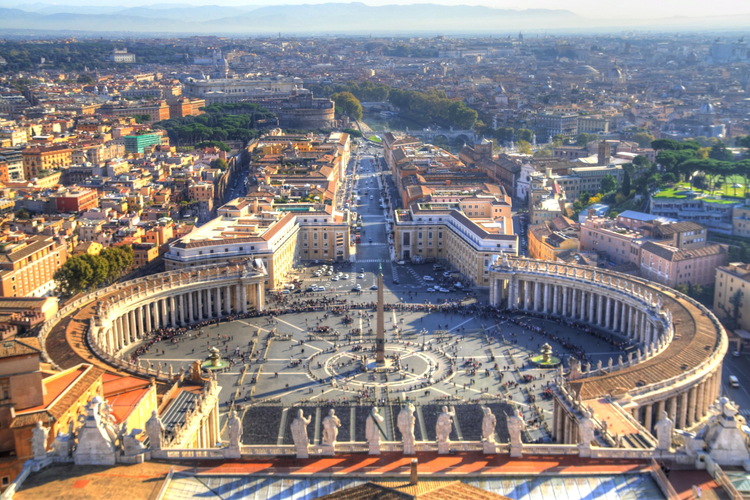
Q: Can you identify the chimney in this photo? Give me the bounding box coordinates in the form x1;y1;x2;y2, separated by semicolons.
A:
410;458;418;485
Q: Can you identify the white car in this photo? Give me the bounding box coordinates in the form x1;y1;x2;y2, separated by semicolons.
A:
343;274;350;279
423;276;435;281
357;273;365;279
331;276;339;281
426;287;436;292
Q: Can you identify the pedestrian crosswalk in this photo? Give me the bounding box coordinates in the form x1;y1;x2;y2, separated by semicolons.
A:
355;259;388;263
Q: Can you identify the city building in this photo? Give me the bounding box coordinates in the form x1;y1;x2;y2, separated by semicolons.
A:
393;193;517;287
0;235;68;297
21;145;72;180
649;189;740;235
527;216;579;262
714;262;750;339
123;133;164;154
108;48;136;63
164;197;352;289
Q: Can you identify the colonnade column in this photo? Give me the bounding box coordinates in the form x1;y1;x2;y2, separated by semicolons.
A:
213;288;221;317
605;297;611;329
161;298;168;328
241;284;248;314
553;285;559;315
644;404;654;432
588;292;595;323
562;288;568;317
597;294;604;327
136;307;144;340
534;281;541;312
678;391;689;429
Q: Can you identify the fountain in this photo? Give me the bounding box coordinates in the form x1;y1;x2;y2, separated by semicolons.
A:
530;342;561;368
201;346;230;372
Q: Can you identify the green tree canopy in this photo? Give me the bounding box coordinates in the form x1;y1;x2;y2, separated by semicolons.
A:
331;91;363;121
601;174;618;193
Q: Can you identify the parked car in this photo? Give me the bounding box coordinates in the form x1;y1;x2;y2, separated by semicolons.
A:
370;285;378;290
423;276;435;281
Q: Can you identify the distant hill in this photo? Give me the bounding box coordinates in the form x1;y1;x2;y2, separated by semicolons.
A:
0;2;749;35
0;3;583;34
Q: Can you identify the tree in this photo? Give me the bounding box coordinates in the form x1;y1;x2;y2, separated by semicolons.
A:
331;91;363;121
54;257;94;294
601;174;618;193
576;132;598;146
516;129;533;143
210;158;229;171
709;141;734;162
517;140;532;154
632;131;655;148
551;134;566;147
196;140;230;152
621;170;631;196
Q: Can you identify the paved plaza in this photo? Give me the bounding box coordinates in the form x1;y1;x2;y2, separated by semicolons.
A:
129;298;635;445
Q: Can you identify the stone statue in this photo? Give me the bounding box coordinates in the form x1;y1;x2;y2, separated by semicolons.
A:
227;409;242;448
436;406;454;453
366;407;386;455
578;411;595;448
146;410;166;451
122;429;147;456
397;404;416;455
655;410;674;451
507;409;526;448
322;409;341;450
74;396;116;465
51;432;72;458
501;251;509;267
482;407;497;443
290;409;311;458
31;421;49;460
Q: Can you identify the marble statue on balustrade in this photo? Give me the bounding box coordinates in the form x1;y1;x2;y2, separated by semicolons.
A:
436;406;454;454
224;409;242;459
655;410;674;452
146;410;166;451
366;407;386;455
682;398;750;466
51;432;72;458
321;409;341;455
507;409;526;457
74;396;117;465
398;403;416;455
31;421;49;460
482;407;498;454
578;411;596;456
290;409;312;459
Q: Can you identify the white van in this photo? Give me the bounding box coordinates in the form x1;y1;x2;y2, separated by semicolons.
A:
729;375;740;388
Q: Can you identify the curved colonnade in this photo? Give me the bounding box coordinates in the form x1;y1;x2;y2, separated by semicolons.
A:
40;262;267;381
489;257;727;434
91;263;266;360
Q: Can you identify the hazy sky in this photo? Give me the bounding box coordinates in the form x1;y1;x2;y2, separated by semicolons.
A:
6;0;750;19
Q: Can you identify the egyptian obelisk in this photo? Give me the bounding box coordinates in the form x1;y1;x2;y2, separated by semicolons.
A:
375;264;385;365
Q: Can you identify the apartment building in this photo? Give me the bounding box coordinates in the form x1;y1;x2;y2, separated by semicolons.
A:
527;217;579;262
714;262;750;333
164;197;351;289
0;235;68;297
393;194;517;287
580;212;726;286
21;145;72;179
